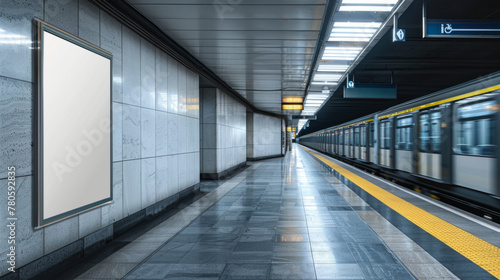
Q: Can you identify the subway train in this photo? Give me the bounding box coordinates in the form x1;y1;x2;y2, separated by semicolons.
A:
297;71;500;219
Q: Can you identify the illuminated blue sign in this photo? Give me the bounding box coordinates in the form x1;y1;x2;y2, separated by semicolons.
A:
425;19;500;38
393;29;406;42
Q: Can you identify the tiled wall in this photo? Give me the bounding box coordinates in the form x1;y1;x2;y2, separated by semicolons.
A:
247;112;283;159
0;0;199;275
201;88;246;177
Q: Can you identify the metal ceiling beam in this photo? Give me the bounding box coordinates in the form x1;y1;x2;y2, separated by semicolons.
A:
303;0;339;98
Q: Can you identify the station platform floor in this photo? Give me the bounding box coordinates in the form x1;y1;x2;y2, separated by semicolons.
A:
59;144;500;280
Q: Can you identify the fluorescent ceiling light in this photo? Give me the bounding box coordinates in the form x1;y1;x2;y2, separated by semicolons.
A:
334;22;382;28
342;0;397;4
313;74;342;81
317;65;349;72
324;50;360;55
306;94;328;99
305;101;324;105
311;81;339;85
324;47;362;52
330;32;374;38
339;5;394;11
322;56;357;60
323;47;362;58
306;100;327;103
328;37;370;42
0;34;28;39
304;102;324;105
331;28;378;33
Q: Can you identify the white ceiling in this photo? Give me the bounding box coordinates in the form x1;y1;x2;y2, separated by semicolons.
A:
127;0;328;115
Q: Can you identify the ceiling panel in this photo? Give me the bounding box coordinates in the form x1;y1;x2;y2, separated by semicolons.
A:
128;0;326;5
185;47;315;55
178;39;317;48
196;53;314;61
163;30;319;40
132;4;325;20
153;19;323;31
196;59;314;66
128;0;327;115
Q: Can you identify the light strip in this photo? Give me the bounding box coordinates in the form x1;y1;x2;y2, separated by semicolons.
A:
317;65;349;72
334;22;382;28
311;82;339;85
330;32;374;38
324;47;362;52
322;56;357;60
306;94;329;99
328;37;371;42
339;5;394;12
331;28;378;33
342;0;397;4
305;101;324;105
313;73;342;79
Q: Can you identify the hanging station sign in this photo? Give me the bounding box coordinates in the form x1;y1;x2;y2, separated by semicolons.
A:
424;19;500;38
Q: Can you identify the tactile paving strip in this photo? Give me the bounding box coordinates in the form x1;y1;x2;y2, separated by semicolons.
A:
303;146;500;279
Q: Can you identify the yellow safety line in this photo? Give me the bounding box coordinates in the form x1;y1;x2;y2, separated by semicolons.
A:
301;146;500;279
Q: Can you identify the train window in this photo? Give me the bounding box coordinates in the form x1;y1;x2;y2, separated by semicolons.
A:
361;126;367;146
455;99;497;156
339;130;343;145
369;123;374;147
380;121;391;149
345;129;350;145
354;127;360;146
396;117;412;150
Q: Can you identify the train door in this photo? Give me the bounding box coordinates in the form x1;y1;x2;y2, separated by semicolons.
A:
453;95;497;195
322;132;325;152
338;130;342;155
369;122;376;163
360;124;367;161
324;132;328;152
333;131;337;154
380;119;391;167
344;128;350;157
327;132;330;154
395;115;413;173
418;109;442;179
330;131;334;155
339;129;344;156
350;127;355;157
354;126;360;159
347;127;353;158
